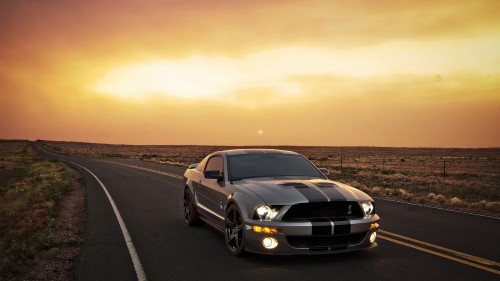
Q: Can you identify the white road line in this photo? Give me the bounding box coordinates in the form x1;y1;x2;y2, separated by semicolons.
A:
374;197;500;220
66;161;148;281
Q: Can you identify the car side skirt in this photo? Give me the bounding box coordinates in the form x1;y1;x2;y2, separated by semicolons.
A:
195;203;225;231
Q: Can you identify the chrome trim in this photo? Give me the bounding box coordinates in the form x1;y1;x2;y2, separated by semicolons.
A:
198;203;225;220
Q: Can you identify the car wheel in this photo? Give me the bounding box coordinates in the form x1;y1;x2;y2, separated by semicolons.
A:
183;189;200;226
224;204;245;256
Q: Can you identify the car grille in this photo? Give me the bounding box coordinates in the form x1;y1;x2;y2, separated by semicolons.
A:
286;232;367;249
282;201;364;221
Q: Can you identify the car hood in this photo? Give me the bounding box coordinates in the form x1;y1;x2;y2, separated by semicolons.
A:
238;178;372;205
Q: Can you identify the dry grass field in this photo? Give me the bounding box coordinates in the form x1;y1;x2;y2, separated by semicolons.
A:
41;140;500;216
0;140;82;280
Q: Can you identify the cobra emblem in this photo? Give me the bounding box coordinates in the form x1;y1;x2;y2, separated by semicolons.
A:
347;204;352;215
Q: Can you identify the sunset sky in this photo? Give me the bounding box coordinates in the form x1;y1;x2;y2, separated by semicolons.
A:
1;0;499;147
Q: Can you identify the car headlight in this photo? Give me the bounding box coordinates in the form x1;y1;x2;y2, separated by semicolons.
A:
255;206;279;221
361;202;375;217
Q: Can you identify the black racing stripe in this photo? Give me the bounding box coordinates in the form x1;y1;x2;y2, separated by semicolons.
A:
314;182;347;201
309;219;332;235
332;218;351;235
281;182;326;202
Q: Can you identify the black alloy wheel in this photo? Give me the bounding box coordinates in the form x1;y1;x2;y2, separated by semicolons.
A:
183;189;199;225
225;205;245;256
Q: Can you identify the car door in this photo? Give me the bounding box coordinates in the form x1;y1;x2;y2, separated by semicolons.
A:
197;155;227;220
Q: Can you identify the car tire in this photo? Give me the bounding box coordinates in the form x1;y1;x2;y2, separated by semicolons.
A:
183;189;200;226
224;204;246;256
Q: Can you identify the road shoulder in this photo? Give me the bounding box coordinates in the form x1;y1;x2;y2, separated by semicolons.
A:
22;165;86;281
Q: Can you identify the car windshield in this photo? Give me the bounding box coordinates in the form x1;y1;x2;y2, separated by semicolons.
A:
228;153;325;181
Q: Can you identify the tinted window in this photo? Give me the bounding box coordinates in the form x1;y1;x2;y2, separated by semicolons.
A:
205;156;224;175
228;153;324;180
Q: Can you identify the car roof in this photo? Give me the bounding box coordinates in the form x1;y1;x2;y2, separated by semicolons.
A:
220;149;299;156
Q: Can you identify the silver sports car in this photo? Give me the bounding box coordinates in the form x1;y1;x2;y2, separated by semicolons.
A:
183;149;380;256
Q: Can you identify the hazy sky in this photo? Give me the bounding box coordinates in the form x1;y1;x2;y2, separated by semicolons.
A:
1;0;499;147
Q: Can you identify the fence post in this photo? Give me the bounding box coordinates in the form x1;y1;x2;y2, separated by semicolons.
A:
443;158;446;177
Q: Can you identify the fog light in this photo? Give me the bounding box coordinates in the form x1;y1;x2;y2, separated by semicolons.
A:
370;232;377;243
262;237;278;249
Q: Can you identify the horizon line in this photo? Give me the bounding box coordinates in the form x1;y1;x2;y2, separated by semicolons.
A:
7;139;498;150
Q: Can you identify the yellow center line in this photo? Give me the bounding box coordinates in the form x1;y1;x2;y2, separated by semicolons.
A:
379;235;500;275
103;161;184;180
379;230;500;267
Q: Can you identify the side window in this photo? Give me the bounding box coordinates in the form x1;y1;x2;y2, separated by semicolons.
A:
204;156;224;175
196;156;209;173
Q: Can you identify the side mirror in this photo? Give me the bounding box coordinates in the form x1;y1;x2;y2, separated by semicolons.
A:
204;170;224;180
319;168;329;175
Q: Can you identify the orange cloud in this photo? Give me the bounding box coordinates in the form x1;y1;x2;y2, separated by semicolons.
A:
1;0;499;147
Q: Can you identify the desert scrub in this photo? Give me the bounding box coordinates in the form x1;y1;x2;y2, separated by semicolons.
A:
343;173;500;215
0;141;73;280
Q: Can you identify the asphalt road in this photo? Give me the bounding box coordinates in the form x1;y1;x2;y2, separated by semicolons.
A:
32;142;500;281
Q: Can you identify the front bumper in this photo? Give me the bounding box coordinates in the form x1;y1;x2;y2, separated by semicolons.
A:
244;215;380;255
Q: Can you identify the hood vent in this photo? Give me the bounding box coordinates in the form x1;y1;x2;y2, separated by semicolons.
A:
279;182;310;189
314;182;339;188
